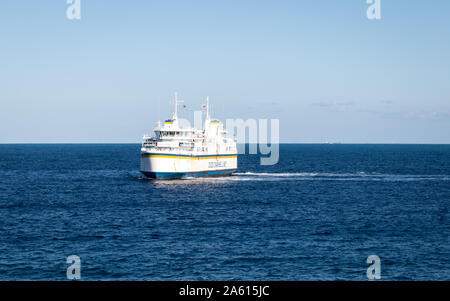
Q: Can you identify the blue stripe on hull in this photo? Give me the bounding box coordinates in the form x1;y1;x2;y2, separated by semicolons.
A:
141;169;236;180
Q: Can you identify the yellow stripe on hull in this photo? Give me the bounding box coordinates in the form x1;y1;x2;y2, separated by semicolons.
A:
141;155;237;160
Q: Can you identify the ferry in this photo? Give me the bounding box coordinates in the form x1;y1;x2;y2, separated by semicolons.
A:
140;93;238;179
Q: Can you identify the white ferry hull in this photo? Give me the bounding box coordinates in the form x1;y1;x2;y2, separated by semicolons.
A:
140;153;237;179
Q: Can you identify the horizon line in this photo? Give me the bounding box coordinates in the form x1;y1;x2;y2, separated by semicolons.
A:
1;142;449;145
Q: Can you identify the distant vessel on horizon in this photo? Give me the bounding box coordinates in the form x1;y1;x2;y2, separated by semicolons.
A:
140;93;238;179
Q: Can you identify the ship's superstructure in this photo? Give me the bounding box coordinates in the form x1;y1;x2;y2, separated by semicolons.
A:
140;93;237;179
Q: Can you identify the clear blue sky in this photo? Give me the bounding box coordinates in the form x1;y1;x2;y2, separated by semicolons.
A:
1;0;449;143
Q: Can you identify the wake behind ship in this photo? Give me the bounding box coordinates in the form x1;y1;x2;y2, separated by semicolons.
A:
140;93;238;179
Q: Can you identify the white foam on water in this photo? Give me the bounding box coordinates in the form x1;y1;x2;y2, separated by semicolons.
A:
137;171;449;183
231;172;450;182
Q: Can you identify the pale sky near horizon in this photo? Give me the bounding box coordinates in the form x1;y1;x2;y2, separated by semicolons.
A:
1;1;449;143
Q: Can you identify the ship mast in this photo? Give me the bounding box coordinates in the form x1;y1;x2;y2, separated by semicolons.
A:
204;96;211;131
206;96;210;121
173;92;178;120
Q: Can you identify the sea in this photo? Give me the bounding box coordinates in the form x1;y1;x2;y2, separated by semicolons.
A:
0;144;448;280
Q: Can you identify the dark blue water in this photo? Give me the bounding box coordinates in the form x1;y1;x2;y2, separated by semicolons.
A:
0;144;449;280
